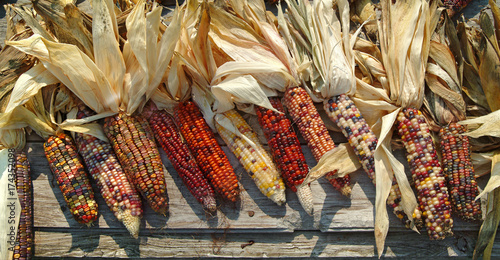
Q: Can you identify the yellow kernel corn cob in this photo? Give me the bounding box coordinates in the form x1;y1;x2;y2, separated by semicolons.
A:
43;132;98;225
13;150;33;260
75;108;143;237
148;109;217;212
324;94;417;227
284;87;352;196
174;101;240;203
216;109;286;205
255;97;314;215
439;123;481;222
103;112;169;215
397;108;453;239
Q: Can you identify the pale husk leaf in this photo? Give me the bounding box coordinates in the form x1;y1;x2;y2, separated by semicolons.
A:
477;152;500;200
211;74;277;114
460;109;500;138
378;0;434;109
93;0;124;102
4;63;59;116
7;35;120;114
0;129;26;151
472;152;494;178
300;143;361;185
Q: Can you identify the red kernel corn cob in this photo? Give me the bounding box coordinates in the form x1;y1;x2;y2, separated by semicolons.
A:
255;97;314;215
215;110;286;205
174;101;240;203
44;132;98;225
75;108;143;237
284;87;352;196
324;94;415;227
103;112;169;215
397;108;453;239
148;109;217;212
439;123;481;221
13;150;33;260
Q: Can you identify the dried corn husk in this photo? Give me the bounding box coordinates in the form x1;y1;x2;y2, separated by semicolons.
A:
7;0;182;131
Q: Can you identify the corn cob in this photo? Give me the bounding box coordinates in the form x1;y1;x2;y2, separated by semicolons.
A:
215;109;286;205
324;94;415;226
174;101;240;203
439;123;481;221
284;87;352;196
13;150;33;260
255;97;314;215
103;111;169;215
75;108;143;237
443;0;474;16
44;132;98;225
148;109;217;212
397;108;453;239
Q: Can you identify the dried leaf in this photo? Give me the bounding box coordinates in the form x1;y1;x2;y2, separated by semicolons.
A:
211;75;277;114
460;109;500;138
4;64;59;117
93;0;125;104
475;187;500;259
478;32;500;111
7;35;120;114
300;143;360;185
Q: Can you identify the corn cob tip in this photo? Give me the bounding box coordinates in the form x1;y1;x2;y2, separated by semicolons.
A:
296;184;314;215
340;186;352;197
122;213;141;238
202;196;217;213
269;190;286;206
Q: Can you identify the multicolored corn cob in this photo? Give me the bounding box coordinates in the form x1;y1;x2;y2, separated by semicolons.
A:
215;109;286;205
439;123;481;222
148;109;217;212
284;87;352;196
174;101;240;203
43;132;98;225
443;0;474;16
324;94;414;227
103;112;169;215
13;150;33;260
75;107;143;237
255;97;314;215
397;108;453;239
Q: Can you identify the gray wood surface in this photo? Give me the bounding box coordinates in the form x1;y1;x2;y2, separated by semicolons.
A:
1;0;499;258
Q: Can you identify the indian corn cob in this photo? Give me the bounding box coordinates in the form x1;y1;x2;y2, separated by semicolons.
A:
148;109;217;212
324;94;414;226
75;107;143;237
174;101;240;203
443;0;474;16
13;150;33;260
255;97;314;215
284;87;352;196
44;132;98;225
439;123;481;221
103;112;169;215
215;109;286;205
397;108;453;239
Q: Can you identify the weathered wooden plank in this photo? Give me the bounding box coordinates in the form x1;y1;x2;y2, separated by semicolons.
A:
32;229;499;258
